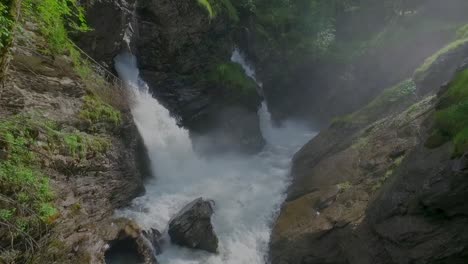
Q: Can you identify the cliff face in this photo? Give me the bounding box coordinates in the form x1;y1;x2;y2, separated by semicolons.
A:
269;36;468;264
78;0;265;154
0;18;150;263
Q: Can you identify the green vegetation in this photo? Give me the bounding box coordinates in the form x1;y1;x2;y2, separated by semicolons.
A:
197;0;214;19
414;37;468;79
0;114;110;261
20;0;101;91
79;95;122;127
427;68;468;156
196;0;239;22
208;62;258;96
456;24;468;39
22;0;88;54
63;133;110;159
333;79;416;126
0;0;14;50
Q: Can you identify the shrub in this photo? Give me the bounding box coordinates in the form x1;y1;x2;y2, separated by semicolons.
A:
22;0;88;54
0;1;14;50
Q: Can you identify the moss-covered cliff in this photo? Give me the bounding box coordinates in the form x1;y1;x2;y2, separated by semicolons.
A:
270;26;468;264
0;1;151;263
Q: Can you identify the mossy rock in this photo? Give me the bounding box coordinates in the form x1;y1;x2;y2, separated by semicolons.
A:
206;62;260;102
429;68;468;156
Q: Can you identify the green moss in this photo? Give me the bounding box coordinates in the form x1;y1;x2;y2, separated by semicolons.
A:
337;181;352;191
79;95;122;127
456;24;468;40
428;68;468;156
333;79;416;126
414;38;468;79
208;62;258;96
63;133;110;159
197;0;214;19
0;115;57;262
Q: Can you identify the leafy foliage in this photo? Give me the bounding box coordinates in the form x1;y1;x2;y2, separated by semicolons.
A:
21;0;95;85
0;0;14;50
22;0;89;54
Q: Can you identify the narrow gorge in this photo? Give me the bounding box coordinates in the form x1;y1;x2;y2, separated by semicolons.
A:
1;0;468;264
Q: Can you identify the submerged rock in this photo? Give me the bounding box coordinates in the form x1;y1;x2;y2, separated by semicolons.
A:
168;198;218;253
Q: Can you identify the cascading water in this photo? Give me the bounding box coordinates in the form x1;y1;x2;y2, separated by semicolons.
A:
114;51;315;264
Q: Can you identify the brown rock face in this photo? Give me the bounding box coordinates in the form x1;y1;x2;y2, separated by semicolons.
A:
269;48;468;264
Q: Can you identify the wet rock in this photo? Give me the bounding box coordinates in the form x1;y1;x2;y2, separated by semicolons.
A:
103;219;159;264
143;228;162;255
169;198;218;253
75;0;137;66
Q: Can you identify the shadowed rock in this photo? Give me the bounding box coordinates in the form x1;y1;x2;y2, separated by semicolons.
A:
169;198;218;253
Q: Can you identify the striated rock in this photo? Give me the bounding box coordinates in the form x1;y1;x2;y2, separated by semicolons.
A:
169;198;218;253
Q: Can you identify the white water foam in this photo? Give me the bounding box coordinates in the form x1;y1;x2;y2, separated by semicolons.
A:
114;52;315;264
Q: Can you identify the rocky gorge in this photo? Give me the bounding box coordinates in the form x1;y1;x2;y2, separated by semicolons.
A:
1;0;468;263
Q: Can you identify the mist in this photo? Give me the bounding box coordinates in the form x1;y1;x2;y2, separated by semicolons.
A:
113;51;316;264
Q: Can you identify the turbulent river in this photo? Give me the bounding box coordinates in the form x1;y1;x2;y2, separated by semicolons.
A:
114;51;315;264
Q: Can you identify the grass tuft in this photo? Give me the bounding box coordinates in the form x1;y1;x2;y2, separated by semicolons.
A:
79;95;122;128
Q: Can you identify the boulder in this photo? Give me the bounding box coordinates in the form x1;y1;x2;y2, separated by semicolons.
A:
168;198;218;253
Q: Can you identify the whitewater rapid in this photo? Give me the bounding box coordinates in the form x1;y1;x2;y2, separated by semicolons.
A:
114;52;315;264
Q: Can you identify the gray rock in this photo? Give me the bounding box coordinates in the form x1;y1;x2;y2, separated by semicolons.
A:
169;198;218;253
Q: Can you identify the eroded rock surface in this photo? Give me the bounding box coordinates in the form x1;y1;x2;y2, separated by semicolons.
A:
270;41;468;264
0;22;149;264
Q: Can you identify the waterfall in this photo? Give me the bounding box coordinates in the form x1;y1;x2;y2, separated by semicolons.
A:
114;51;315;264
